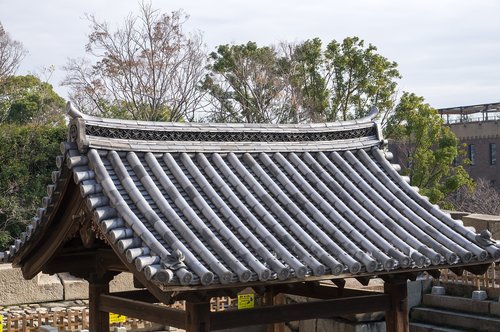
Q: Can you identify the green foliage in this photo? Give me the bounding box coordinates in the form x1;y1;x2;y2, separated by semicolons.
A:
385;92;473;204
204;42;293;123
0;123;66;250
323;37;400;121
285;38;329;122
204;37;401;123
0;75;65;125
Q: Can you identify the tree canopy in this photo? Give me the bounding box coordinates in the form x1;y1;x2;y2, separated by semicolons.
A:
203;42;293;123
0;75;65;125
0;30;66;249
202;37;401;124
0;123;66;250
0;74;66;250
323;37;400;121
385;92;473;204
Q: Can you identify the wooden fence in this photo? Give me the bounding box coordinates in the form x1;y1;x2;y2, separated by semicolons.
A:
1;309;158;332
1;297;237;331
438;263;500;289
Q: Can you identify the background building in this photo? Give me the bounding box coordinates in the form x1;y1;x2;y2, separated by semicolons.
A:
438;102;500;190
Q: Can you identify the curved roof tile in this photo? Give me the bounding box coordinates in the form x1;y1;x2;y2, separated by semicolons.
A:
4;103;500;288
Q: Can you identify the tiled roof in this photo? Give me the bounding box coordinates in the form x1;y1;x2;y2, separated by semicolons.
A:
3;103;500;288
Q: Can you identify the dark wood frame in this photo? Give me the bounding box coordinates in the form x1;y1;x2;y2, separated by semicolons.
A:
90;280;401;332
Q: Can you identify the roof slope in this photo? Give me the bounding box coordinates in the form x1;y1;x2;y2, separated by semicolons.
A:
4;104;500;288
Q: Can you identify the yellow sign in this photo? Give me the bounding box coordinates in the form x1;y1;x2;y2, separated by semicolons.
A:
237;293;255;309
0;314;3;332
109;312;127;324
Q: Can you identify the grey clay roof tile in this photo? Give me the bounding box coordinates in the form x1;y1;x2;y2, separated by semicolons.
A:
6;107;500;288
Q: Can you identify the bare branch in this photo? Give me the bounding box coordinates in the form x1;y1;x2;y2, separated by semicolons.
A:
447;178;500;215
0;22;27;83
62;2;207;121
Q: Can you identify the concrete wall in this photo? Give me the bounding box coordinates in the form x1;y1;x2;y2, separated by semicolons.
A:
449;121;500;189
0;264;63;305
0;265;135;305
449;121;500;140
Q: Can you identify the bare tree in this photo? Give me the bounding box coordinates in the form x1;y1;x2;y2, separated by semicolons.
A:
63;2;207;121
0;22;27;84
447;178;500;215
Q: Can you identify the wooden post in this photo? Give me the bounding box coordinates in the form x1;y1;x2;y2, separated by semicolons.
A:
273;293;285;332
88;274;112;332
384;280;408;332
265;291;273;332
185;301;211;332
265;289;285;332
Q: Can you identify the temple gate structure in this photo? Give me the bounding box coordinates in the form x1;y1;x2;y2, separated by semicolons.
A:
2;103;499;331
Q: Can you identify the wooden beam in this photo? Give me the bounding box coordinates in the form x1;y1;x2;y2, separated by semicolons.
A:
43;249;128;278
21;179;83;279
44;251;96;277
384;281;408;332
95;248;129;275
264;291;274;332
99;294;186;329
464;263;492;275
274;293;285;332
110;290;159;303
12;167;73;267
272;282;374;300
210;293;391;330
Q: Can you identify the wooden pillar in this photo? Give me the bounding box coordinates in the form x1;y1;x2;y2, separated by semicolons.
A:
185;300;211;332
384;280;408;332
88;274;112;332
265;290;285;332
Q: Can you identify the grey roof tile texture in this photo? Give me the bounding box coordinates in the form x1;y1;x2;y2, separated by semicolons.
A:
94;146;500;285
38;146;500;286
5;113;500;288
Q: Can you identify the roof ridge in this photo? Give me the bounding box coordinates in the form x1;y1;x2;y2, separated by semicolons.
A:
66;101;379;130
65;103;382;153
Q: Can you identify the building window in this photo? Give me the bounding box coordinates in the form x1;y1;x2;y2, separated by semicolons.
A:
468;144;476;165
490;143;497;165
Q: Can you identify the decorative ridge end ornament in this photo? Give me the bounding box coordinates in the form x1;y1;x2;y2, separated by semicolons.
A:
66;103;89;153
359;106;385;144
65;101;85;119
362;106;379;121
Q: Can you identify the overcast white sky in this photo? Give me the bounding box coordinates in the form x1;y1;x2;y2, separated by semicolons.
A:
1;0;499;108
